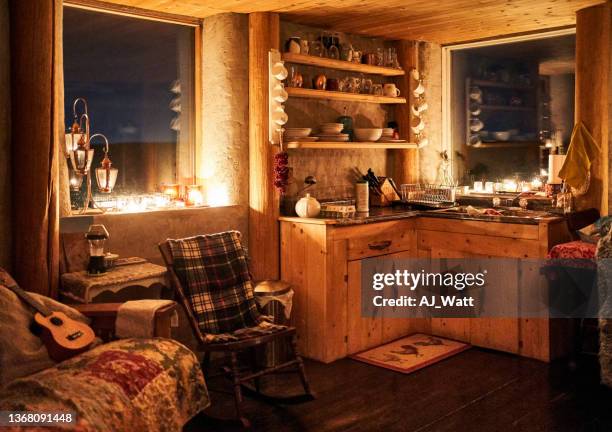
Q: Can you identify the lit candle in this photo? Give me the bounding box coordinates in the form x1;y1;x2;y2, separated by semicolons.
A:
186;185;204;206
162;184;180;200
473;181;483;192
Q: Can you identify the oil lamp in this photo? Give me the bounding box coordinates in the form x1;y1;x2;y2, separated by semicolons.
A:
91;134;118;193
85;224;109;274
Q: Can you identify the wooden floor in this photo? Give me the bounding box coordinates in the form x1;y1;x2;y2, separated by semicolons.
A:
185;349;612;432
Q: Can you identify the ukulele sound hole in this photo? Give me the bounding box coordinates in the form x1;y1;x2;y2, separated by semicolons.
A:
50;317;63;326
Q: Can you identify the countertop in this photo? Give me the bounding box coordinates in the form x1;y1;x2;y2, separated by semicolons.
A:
279;204;565;226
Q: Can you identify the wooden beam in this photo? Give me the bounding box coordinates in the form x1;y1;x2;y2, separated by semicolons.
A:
574;3;610;213
64;0;202;26
391;39;419;185
249;12;280;280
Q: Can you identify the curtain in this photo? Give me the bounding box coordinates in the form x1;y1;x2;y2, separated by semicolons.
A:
9;0;64;297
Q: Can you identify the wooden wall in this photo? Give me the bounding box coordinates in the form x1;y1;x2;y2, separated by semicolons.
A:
575;3;610;214
248;12;281;280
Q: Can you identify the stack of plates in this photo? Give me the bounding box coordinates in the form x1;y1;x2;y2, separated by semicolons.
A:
378;127;406;143
284;128;318;142
316;123;349;142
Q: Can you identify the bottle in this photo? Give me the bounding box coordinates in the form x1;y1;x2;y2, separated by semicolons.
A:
355;180;369;213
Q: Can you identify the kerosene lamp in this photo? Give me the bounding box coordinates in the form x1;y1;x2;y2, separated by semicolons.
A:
85;224;110;274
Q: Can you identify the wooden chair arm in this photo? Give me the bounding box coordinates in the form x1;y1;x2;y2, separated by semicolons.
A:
74;302;177;340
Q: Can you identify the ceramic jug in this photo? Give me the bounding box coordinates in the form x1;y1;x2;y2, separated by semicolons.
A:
295;193;321;218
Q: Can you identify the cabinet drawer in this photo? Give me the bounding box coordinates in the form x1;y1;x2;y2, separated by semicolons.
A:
347;229;415;260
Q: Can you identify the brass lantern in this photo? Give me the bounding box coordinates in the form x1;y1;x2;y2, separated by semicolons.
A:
90;134;118;194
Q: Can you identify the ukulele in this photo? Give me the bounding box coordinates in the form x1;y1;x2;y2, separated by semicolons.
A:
5;283;95;362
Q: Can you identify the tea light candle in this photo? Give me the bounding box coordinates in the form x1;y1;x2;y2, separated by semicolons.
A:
484;182;494;193
186;185;204;206
162;184;180;200
473;181;483;192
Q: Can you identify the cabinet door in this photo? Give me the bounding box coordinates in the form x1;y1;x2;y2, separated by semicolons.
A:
347;250;430;354
347;258;383;354
418;240;520;354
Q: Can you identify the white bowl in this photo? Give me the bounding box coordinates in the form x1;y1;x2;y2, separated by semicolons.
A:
319;123;345;134
492;131;511;141
285;128;312;138
354;128;383;142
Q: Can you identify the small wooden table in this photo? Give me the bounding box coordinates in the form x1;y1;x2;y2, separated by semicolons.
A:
74;302;177;340
61;262;168;304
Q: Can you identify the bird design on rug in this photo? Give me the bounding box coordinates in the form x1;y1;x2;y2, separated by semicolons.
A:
391;344;421;357
414;336;445;347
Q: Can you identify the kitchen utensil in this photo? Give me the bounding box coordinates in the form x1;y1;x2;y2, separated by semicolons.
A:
320;123;345;134
299;39;309;55
492;131;511;141
410;117;425;133
354;128;383;142
469;86;482;101
271;62;288;80
272;85;288;102
327;78;339;91
295;193;321;218
285;37;301;54
284;128;312;138
383;83;401;97
314;74;327;90
469;118;484;132
412;82;424;97
469;101;481;115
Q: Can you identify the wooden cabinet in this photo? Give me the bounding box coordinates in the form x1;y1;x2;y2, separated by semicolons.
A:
280;215;572;363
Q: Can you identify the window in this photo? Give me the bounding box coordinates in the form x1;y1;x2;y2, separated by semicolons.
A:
443;30;576;186
63;6;196;209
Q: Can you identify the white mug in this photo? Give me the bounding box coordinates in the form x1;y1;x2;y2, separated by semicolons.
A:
413;82;425;96
383;83;401;97
272;108;288;126
271;62;288;80
272;84;288;102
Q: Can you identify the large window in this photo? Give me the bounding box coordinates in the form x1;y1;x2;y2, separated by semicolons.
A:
63;6;196;206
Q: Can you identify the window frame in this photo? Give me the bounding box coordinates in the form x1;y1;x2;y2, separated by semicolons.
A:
440;27;576;180
63;0;203;189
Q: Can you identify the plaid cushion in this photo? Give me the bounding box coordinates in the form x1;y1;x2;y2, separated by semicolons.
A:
168;231;263;334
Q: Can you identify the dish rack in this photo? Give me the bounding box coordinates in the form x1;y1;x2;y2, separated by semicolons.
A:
400;183;456;207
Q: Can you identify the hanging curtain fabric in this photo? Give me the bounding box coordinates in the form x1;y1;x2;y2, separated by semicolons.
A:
9;0;64;297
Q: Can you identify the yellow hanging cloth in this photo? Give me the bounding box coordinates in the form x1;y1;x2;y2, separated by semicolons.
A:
558;122;600;192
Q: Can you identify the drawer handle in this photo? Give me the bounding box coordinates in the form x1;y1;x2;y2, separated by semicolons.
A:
368;240;392;250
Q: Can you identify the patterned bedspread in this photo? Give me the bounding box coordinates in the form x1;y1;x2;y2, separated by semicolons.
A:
0;338;209;431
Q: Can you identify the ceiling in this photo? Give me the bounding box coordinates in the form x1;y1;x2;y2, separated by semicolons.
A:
95;0;604;44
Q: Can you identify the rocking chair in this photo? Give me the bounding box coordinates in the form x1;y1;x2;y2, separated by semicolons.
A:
159;231;313;427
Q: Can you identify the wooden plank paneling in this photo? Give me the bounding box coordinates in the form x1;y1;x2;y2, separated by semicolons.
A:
249;12;280;280
574;3;610;214
100;0;602;44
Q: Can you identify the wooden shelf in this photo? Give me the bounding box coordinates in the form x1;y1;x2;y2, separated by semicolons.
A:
286;141;417;149
471;79;534;90
480;105;535;112
471;141;542;149
282;52;405;77
286;87;406;104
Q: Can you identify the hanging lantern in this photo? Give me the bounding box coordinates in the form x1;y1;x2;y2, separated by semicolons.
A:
65;98;89;157
90;134;118;194
69;127;94;174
